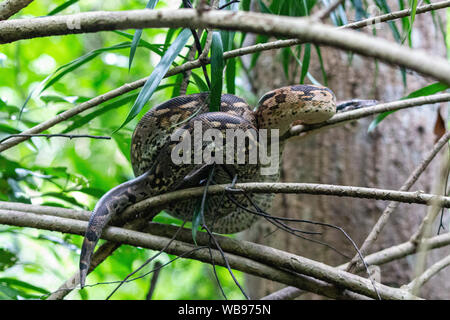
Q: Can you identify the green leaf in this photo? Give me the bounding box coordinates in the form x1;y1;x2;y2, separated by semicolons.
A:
314;45;328;86
61;85;177;134
403;82;449;99
281;47;291;80
113;31;165;56
19;42;140;119
257;0;273;13
171;73;184;98
40;95;89;104
241;0;251;11
191;72;210;93
116;28;192;131
0;278;49;295
368;82;449;132
0;249;18;272
0;123;21;135
405;0;418;47
113;133;132;162
367;110;395;132
47;0;79;16
210;32;225;112
163;28;178;51
0;278;49;299
74;187;106;199
42;42;133;93
40;192;87;208
300;43;311;84
290;47;322;86
128;0;160;70
226;57;236;95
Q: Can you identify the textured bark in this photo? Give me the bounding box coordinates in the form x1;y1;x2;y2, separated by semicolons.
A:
244;4;449;299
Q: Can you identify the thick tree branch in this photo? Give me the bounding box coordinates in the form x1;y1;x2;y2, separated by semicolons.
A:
2;181;450;227
0;0;34;20
1;9;450;85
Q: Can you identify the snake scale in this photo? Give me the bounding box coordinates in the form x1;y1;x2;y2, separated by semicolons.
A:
79;84;337;287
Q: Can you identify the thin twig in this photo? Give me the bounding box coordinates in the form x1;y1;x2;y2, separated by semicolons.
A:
0;133;111;144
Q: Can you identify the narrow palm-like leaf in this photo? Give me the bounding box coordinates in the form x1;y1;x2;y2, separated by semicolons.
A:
116;29;192;131
113;31;165;56
290;47;322;86
257;0;272;13
210;32;225;112
47;0;79;16
226;57;236;94
300;43;311;84
191;72;210;93
281;47;291;80
20;41;140;119
128;0;159;70
314;45;328;86
406;0;418;47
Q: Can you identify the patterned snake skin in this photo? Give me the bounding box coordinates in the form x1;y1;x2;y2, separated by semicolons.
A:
79;85;336;287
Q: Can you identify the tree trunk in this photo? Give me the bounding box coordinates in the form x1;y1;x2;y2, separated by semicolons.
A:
243;4;449;299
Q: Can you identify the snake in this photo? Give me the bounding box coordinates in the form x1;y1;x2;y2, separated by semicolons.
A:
79;84;337;287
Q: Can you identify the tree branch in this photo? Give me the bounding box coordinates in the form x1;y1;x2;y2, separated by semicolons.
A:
0;133;111;143
0;0;34;20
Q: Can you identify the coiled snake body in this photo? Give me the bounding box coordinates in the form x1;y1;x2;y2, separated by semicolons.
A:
79;85;336;286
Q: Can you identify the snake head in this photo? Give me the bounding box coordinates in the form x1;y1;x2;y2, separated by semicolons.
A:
256;85;337;133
